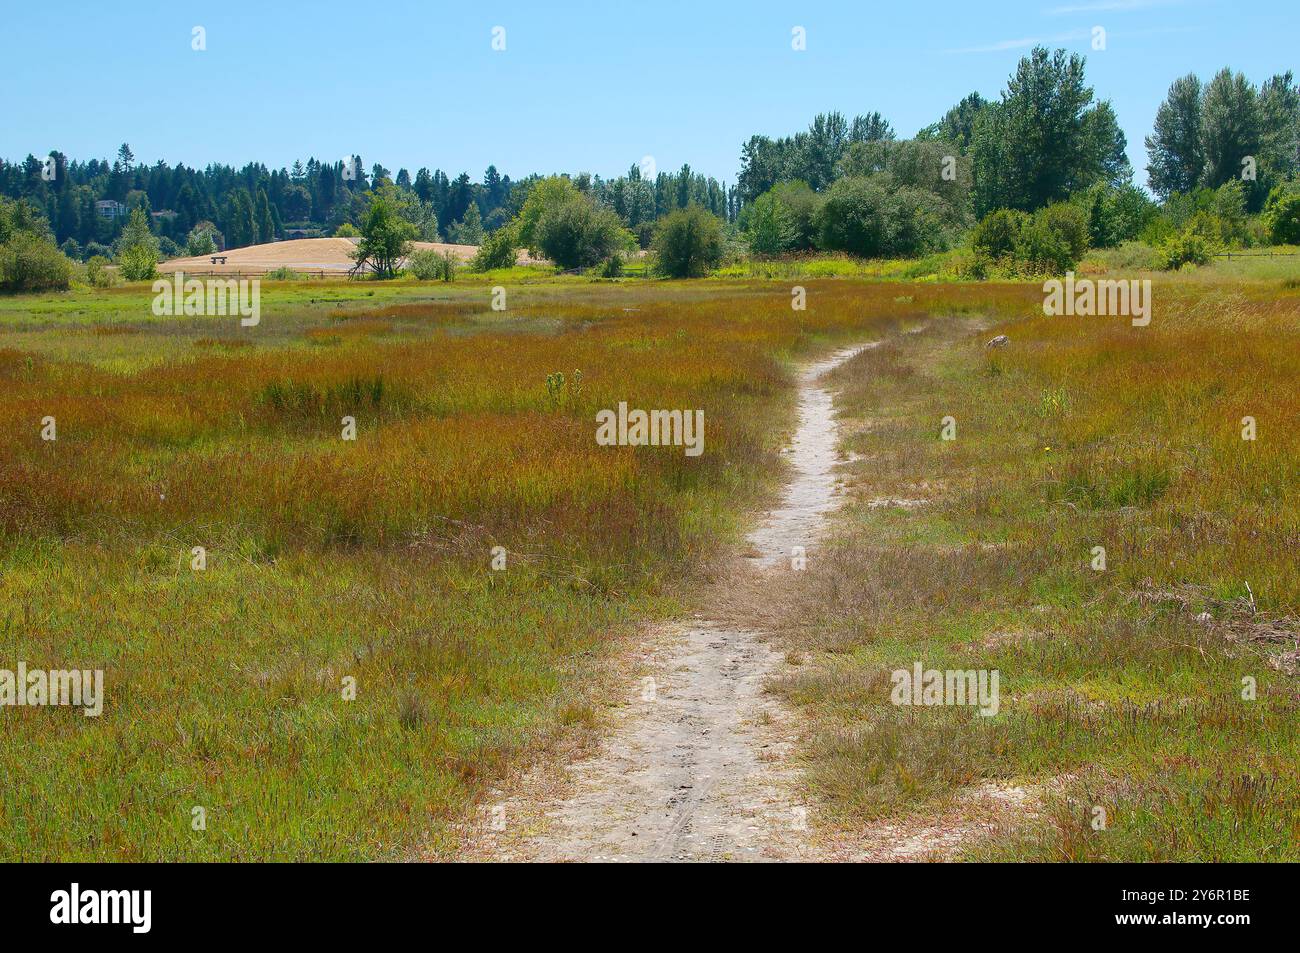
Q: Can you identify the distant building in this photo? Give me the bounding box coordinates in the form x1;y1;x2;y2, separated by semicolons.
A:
151;210;177;223
281;227;325;239
95;200;127;220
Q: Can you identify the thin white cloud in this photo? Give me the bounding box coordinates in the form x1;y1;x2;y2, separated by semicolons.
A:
942;22;1198;55
943;29;1088;54
1046;0;1184;14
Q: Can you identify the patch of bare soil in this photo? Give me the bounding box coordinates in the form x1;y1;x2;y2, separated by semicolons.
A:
817;783;1043;862
459;346;869;862
458;340;1048;862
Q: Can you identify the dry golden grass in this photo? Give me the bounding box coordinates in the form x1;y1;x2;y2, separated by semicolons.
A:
0;278;926;860
768;278;1300;860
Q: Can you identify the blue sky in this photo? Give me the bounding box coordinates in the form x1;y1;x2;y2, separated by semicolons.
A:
2;0;1294;187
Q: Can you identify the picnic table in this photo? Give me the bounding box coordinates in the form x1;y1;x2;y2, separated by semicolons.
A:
210;255;227;265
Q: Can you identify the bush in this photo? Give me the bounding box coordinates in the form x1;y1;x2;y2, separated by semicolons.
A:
264;266;306;280
516;176;581;253
536;197;631;270
470;226;518;271
408;248;457;281
117;243;158;281
1264;191;1300;245
84;255;118;288
186;225;219;257
0;233;74;292
970;203;1089;274
1159;227;1214;270
652;207;725;277
971;209;1028;260
816;175;947;259
335;222;359;238
0;196;51;246
114;207;160;281
1013;203;1089;273
591;254;624;278
1073;181;1158;248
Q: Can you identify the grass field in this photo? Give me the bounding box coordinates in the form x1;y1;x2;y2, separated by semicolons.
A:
768;273;1300;860
0;277;922;860
1;264;1295;861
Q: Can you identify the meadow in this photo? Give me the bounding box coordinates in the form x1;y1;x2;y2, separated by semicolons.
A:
0;276;917;860
766;270;1300;860
0;263;1295;861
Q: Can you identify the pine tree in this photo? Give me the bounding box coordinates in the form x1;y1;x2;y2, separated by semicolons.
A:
255;188;275;243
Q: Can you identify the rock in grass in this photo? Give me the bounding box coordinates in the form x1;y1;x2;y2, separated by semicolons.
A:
985;335;1010;349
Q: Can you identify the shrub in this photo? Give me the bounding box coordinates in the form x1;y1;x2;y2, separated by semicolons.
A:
84;255;118;288
537;197;631;270
0;233;75;292
516;176;581;253
0;196;50;245
114;208;160;281
470;226;518;271
117;243;158;281
1264;191;1300;245
971;203;1089;274
816;175;947;258
1159;227;1214;270
264;266;306;280
186;225;218;257
1011;203;1089;273
944;248;988;280
595;254;624;278
1072;181;1158;248
335;222;359;238
652;207;724;277
971;209;1028;260
408;249;457;281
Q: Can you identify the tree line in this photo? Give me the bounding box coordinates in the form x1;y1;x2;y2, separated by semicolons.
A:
0;143;735;262
734;49;1300;269
3;47;1298;291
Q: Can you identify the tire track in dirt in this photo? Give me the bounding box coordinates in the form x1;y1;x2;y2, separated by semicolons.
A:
463;345;869;862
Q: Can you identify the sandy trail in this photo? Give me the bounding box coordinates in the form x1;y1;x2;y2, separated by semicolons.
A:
469;345;868;862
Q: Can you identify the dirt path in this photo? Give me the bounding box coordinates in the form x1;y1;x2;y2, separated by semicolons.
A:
465;345;868;862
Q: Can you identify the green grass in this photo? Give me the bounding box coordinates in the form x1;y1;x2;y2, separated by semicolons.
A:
768;279;1300;861
0;277;914;860
3;269;1295;861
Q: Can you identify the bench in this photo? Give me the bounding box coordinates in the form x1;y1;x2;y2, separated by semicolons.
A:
210;256;227;265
